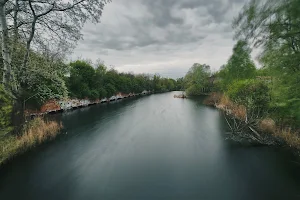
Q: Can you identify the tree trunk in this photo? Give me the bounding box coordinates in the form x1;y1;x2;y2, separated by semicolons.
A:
12;0;19;55
21;18;36;77
0;2;10;87
0;1;17;93
11;98;24;135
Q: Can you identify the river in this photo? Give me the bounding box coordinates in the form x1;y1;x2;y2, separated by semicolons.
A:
1;92;300;199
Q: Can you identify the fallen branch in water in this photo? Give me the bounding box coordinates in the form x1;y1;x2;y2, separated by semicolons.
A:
223;109;278;146
174;94;187;99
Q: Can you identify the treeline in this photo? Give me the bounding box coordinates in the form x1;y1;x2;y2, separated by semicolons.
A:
221;0;300;129
0;0;182;135
66;60;181;100
0;0;115;162
0;0;112;134
184;0;300;146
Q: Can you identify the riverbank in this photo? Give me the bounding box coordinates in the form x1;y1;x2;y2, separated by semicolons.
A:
26;91;152;117
2;92;300;199
0;92;154;166
0;118;62;166
204;93;300;154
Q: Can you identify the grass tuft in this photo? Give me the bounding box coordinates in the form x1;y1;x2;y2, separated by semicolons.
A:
275;128;300;150
0;117;62;166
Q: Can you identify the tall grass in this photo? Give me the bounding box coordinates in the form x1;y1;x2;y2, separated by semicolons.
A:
207;93;247;121
275;128;300;149
0;118;62;166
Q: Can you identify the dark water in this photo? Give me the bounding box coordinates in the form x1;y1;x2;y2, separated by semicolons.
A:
1;92;300;200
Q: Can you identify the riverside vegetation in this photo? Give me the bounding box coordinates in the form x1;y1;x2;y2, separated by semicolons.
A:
1;0;300;164
183;0;300;152
0;0;181;165
0;0;112;165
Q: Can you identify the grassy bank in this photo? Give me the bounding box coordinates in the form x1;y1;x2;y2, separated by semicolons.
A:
204;93;300;151
0;118;62;166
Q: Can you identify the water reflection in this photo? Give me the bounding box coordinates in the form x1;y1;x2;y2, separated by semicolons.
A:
0;92;300;200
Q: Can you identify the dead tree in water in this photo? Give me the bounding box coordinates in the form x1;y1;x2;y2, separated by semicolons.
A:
223;108;277;146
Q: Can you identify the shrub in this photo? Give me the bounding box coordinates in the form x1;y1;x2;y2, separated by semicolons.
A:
186;85;202;96
203;92;222;106
226;79;270;110
89;90;99;100
259;118;276;134
275;128;300;150
0;85;13;135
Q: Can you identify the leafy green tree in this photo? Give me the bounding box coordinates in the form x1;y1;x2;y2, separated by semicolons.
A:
68;60;95;99
175;78;184;90
105;83;117;97
227;79;270;110
184;63;211;95
66;59;177;99
218;41;256;90
21;52;68;104
234;0;300;126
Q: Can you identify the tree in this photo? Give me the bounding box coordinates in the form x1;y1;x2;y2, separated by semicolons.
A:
22;50;69;104
218;41;256;90
233;0;300;126
68;60;95;99
226;41;256;80
175;77;184;91
184;63;211;95
234;0;300;73
0;0;111;93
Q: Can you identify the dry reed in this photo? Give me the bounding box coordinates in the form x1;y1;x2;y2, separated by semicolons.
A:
0;117;62;165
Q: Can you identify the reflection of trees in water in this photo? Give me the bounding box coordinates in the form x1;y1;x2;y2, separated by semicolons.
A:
60;106;92;118
108;99;123;105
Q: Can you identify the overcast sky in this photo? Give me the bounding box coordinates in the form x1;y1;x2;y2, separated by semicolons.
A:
72;0;250;78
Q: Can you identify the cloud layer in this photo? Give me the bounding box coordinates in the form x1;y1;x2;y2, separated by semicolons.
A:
72;0;248;78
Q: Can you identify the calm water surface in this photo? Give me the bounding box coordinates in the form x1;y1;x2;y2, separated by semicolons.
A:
1;92;300;199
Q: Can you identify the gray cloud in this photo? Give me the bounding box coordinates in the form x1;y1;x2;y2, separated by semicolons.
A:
72;0;250;78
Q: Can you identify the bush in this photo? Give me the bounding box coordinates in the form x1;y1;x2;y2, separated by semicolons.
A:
98;88;107;99
259;118;276;134
203;92;222;106
226;79;270;110
89;90;99;100
271;98;300;128
186;85;202;96
0;86;12;135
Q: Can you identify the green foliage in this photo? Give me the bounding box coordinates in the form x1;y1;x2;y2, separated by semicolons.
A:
184;63;211;95
226;79;270;110
175;78;184;90
232;0;300;127
20;47;69;106
68;60;95;99
186;84;203;96
217;41;256;91
67;60;177;99
0;85;12;135
226;41;256;79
